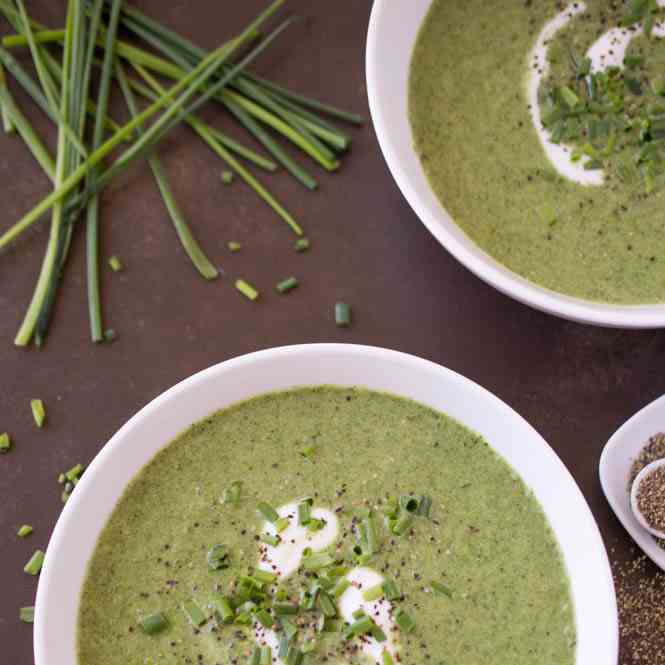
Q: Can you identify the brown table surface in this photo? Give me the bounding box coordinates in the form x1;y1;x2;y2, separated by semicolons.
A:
1;2;663;663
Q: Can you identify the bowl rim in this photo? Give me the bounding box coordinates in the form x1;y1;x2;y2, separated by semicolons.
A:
34;343;618;665
365;0;665;329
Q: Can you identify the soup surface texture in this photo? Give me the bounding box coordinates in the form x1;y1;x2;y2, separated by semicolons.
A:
78;387;575;665
409;0;665;304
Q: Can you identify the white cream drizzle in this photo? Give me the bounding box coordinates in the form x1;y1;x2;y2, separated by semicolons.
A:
527;1;665;186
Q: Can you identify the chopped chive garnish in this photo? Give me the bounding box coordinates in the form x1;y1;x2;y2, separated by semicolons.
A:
382;579;400;601
207;544;230;570
0;432;11;453
301;640;317;654
382;650;394;665
181;600;207;626
362;583;384;602
332;578;351;599
215;597;234;623
286;646;303;665
560;85;579;108
24;549;44;576
262;533;280;547
352;608;366;620
141;612;168;635
253;569;278;584
255;608;274;628
328;565;350;578
275;516;290;532
391;512;413;535
278;635;290;658
236;279;259;301
227;241;242;252
431;581;453;598
307;517;325;532
281;616;298;640
371;624;387;642
19;606;34;623
260;646;272;665
221;170;234;185
344;615;374;638
276;276;299;294
394;608;415;633
104;329;117;343
317;591;337;617
335;302;351;327
273;602;299;616
223;480;243;504
301;444;316;458
363;515;379;554
257;501;279;523
302;551;334;571
294;237;310;252
298;500;312;526
248;646;261;665
17;525;33;538
65;464;84;482
108;255;123;272
30;399;46;428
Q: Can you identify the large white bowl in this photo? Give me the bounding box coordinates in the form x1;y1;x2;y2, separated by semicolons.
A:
366;0;665;328
35;344;617;665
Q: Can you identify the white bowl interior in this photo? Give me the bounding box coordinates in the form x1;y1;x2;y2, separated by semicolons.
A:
35;345;617;665
366;0;665;328
600;393;665;571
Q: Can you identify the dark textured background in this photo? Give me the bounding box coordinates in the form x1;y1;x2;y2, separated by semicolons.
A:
1;2;663;664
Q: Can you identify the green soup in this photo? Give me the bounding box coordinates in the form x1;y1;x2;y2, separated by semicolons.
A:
78;387;575;665
409;0;665;304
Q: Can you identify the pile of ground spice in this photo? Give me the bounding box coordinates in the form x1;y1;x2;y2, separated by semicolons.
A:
614;552;665;664
628;433;665;549
636;466;665;534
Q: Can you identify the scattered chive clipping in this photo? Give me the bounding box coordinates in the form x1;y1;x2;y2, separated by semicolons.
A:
30;399;46;428
394;608;415;633
261;532;280;547
181;600;207;626
431;581;452;598
221;170;234;184
235;279;259;301
140;612;168;635
17;524;33;538
257;501;279;523
215;597;234;623
276;276;298;294
19;606;35;623
223;480;242;504
24;549;45;576
362;583;384;602
108;255;123;272
335;302;351;327
274;516;290;533
0;432;11;453
207;544;230;570
294;237;309;252
227;241;242;252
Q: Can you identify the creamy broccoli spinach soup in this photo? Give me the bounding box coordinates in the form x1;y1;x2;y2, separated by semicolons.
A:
409;0;665;304
78;387;575;665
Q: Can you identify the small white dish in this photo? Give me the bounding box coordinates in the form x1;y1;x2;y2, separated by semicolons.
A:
366;0;665;328
600;394;665;571
35;345;617;665
630;459;665;540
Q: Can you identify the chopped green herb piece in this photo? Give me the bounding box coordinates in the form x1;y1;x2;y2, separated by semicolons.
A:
30;399;46;428
65;464;84;482
328;565;350;578
275;516;290;532
301;640;317;654
391;512;413;535
255;608;274;628
207;544;230;571
227;241;242;252
362;584;384;602
307;517;325;532
431;581;453;598
274;602;299;616
294;237;310;252
286;646;303;665
223;480;243;505
215;597;234;623
317;591;337;617
236;279;259;301
382;650;394;665
560;86;579;108
344;615;374;638
335;302;352;327
333;578;351;598
301;444;317;459
371;624;387;642
253;569;278;584
363;516;379;554
298;501;312;526
278;636;290;658
181;600;207;626
19;606;34;623
221;170;235;185
108;255;123;272
394;608;416;633
0;432;11;453
24;549;45;576
260;646;272;665
262;533;280;547
624;55;644;68
257;501;280;523
141;612;168;635
104;329;117;343
281;616;298;641
382;579;401;601
249;646;261;665
17;525;33;538
302;551;334;570
276;276;299;294
352;608;366;620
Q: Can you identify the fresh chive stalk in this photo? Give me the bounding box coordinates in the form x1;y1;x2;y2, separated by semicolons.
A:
30;399;46;427
431;581;452;598
24;549;45;575
17;524;33;537
335;302;352;327
257;501;279;523
276;276;299;294
236;279;260;301
19;606;35;623
0;432;11;453
181;600;207;626
140;612;168;635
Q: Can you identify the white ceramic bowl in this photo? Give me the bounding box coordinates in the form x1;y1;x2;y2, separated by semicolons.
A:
35;344;617;665
366;0;665;328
